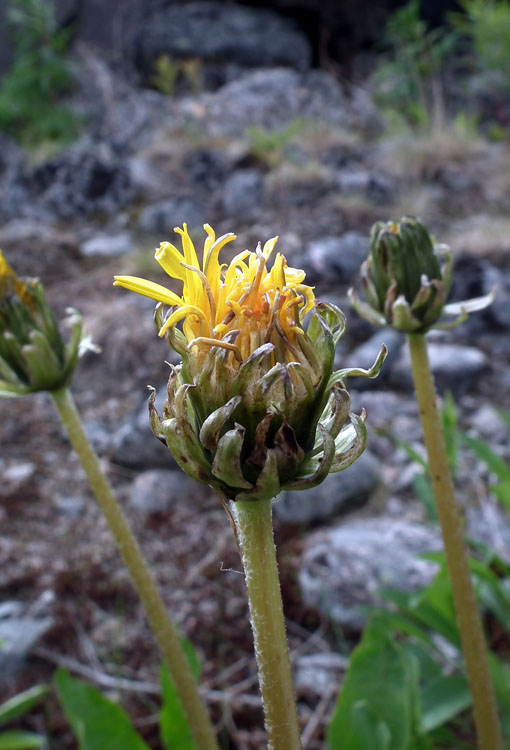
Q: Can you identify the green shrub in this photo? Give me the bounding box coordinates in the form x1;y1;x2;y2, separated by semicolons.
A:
452;0;510;94
371;0;457;131
0;0;82;150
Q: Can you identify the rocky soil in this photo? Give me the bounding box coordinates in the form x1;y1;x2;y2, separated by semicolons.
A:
0;4;509;747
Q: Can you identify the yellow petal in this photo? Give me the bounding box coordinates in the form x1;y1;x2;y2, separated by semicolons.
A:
113;275;183;307
155;242;186;281
158;303;207;337
262;236;279;260
174;224;201;304
284;266;306;286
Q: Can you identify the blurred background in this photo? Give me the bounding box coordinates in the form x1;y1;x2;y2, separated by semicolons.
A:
0;1;509;748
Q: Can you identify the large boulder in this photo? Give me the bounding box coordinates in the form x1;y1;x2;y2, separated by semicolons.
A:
135;2;311;77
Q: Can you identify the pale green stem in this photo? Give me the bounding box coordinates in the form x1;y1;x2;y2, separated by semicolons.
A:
50;387;219;750
407;333;503;750
234;497;302;750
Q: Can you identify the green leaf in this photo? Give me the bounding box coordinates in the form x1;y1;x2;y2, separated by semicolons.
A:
54;669;149;750
0;686;48;727
488;653;510;746
0;731;45;750
160;639;200;750
327;616;424;750
420;675;471;732
461;432;510;482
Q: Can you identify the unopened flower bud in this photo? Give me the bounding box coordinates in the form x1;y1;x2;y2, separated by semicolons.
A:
115;224;386;502
349;216;494;333
0;251;83;397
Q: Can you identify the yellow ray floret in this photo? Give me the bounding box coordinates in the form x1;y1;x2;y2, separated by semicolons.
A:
114;224;315;362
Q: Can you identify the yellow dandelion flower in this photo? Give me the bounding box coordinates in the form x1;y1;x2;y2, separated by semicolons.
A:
114;224;315;364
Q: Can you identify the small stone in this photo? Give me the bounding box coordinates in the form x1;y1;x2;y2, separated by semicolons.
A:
390;343;487;394
81;232;133;258
294;652;348;697
299;517;442;629
470;404;508;443
0;614;53;684
129;469;204;515
55;495;86;518
273;450;380;524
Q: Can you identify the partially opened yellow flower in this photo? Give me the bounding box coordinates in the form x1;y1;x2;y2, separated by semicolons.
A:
115;224;385;502
115;223;314;365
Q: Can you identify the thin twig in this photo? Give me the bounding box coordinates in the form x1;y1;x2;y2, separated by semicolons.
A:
301;684;337;749
34;647;263;709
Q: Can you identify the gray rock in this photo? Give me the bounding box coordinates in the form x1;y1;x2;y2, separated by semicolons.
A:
81;232;134;258
0;614;53;683
0;461;35;498
273;450;380;524
465;504;510;563
340;328;403;388
336;167;395;203
222;169;264;221
110;391;176;470
203;69;350;138
138;197;206;235
0;219;80;282
470;404;509;443
129;469;205;515
32;139;133;219
483;264;510;330
55;495;86;518
136;3;311;75
299;517;442;629
390;343;487;394
294;652;348;697
302;232;369;286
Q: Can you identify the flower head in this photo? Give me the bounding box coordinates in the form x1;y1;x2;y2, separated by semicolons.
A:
115;225;386;502
349;216;495;333
0;250;83;397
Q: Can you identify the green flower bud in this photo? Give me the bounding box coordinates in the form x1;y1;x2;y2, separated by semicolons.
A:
349;217;495;333
0;250;84;397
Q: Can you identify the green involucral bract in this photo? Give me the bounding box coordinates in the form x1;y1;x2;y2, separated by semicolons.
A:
0;252;83;398
149;301;386;502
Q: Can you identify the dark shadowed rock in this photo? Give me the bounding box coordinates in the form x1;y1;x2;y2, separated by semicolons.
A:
110;391;176;470
273;450;380;524
222;169;264;221
138;197;206;235
31;139;133;219
299;517;442;629
301;232;370;286
135;3;311;76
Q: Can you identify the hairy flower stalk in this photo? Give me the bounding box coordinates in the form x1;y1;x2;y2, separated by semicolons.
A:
350;217;503;750
115;224;386;747
0;251;219;750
